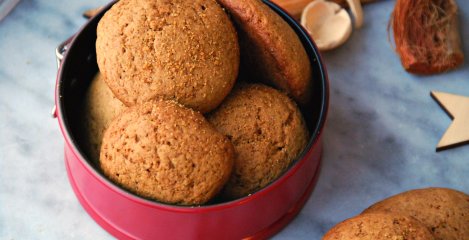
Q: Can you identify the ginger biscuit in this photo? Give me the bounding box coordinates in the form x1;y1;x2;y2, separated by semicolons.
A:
96;0;239;113
363;188;469;240
208;83;309;199
217;0;312;104
323;213;435;240
100;100;234;205
82;73;127;163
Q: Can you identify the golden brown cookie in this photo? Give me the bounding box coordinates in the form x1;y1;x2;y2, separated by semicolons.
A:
363;188;469;240
96;0;239;113
82;73;127;163
208;83;309;199
100;100;234;205
323;213;435;240
217;0;312;104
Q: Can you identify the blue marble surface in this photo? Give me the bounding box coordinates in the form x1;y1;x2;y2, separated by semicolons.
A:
0;0;468;239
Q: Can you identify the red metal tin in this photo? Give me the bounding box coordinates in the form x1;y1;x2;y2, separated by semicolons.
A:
55;1;329;239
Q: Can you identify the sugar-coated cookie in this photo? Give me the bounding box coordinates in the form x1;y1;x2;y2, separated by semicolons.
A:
208;83;308;199
363;188;469;240
217;0;312;104
100;100;234;205
82;73;126;163
96;0;239;113
323;213;435;240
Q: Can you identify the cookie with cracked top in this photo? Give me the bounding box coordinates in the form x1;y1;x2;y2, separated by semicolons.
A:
82;72;127;163
363;188;469;240
216;0;312;104
208;83;308;199
323;213;435;240
100;99;234;205
96;0;239;113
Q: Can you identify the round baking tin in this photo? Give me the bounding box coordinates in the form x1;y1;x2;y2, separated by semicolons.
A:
54;1;329;239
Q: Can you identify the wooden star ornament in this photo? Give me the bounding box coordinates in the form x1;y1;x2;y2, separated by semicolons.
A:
431;91;469;151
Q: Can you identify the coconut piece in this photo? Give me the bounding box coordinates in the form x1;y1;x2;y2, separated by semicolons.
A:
301;0;351;51
272;0;378;19
301;0;363;51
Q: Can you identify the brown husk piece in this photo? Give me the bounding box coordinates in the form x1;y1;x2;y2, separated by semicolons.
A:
392;0;464;74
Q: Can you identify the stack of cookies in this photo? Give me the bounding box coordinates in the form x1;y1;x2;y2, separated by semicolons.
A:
82;0;314;205
323;188;469;240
